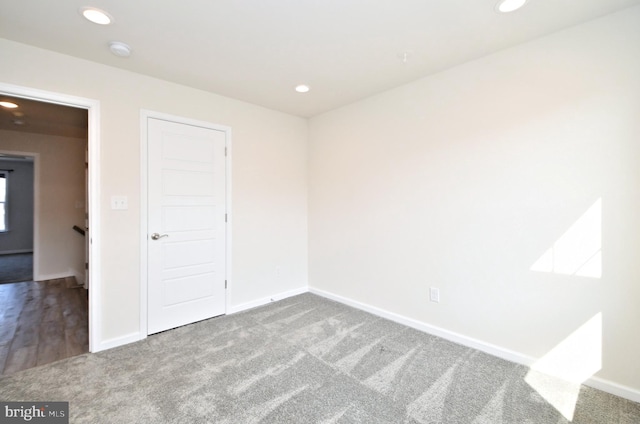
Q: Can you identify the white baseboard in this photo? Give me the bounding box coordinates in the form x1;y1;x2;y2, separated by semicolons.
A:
0;249;33;255
71;268;86;286
309;287;640;404
35;271;74;281
94;332;142;352
36;268;86;283
227;286;308;315
584;376;640;403
92;287;308;353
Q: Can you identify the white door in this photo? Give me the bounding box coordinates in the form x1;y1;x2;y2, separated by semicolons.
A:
147;117;227;335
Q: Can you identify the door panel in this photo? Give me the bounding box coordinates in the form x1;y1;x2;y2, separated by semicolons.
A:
162;206;216;232
162;240;217;269
147;117;226;335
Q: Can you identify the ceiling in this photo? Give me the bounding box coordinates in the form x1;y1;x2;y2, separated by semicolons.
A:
1;0;639;118
0;95;88;138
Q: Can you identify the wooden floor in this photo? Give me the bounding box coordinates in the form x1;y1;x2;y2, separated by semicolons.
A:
0;277;88;376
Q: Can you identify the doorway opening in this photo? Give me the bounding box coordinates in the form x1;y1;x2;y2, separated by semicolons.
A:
0;154;35;285
0;84;100;374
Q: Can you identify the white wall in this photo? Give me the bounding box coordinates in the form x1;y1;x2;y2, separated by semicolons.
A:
309;7;640;393
0;134;86;280
0;38;309;344
0;158;34;254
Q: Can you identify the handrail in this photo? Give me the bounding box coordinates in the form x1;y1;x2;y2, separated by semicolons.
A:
72;225;86;236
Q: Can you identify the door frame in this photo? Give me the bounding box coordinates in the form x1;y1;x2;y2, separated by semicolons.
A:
0;82;101;352
139;109;232;338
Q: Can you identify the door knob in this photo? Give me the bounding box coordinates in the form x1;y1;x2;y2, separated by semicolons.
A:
151;233;169;240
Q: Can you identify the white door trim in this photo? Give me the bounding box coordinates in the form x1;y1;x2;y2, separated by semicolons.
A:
0;82;101;353
139;110;232;339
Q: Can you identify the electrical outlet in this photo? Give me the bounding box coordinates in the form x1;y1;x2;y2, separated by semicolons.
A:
430;287;440;303
276;266;281;279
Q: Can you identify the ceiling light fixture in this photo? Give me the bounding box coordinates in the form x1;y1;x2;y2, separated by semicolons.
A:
295;85;310;93
109;41;132;58
0;101;19;109
80;7;113;25
496;0;528;13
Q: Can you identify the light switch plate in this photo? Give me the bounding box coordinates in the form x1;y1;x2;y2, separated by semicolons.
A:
111;195;128;210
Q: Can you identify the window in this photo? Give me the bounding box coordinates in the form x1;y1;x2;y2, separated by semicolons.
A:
0;171;7;231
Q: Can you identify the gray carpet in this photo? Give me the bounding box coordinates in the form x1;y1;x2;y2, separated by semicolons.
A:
0;252;33;284
1;293;638;423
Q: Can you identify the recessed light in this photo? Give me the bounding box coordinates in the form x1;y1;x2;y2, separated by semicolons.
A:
80;7;113;25
109;41;132;58
0;101;18;109
295;85;310;93
496;0;528;13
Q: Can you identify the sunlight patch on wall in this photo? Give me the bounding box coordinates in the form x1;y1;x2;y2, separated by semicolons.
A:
530;198;601;278
525;313;602;420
